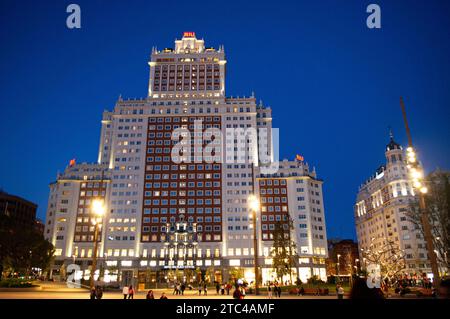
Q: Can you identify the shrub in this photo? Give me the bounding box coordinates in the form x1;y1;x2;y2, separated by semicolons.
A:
0;278;34;288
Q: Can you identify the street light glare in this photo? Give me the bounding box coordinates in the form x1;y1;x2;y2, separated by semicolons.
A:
92;199;106;217
248;195;260;211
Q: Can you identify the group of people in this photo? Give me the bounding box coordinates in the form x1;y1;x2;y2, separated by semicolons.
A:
215;282;232;295
122;285;135;299
172;282;186;295
266;282;282;298
146;290;168;299
197;282;209;295
90;285;103;299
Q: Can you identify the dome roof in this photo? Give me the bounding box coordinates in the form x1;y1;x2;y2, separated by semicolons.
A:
386;130;402;151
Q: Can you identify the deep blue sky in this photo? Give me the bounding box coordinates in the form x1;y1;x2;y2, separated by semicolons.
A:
1;0;449;240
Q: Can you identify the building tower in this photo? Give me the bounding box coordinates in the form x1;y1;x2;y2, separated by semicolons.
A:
355;131;431;277
44;33;329;286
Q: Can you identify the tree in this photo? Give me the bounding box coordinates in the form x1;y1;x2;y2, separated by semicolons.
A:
361;239;406;284
228;267;244;284
0;216;54;278
406;170;450;274
271;218;298;284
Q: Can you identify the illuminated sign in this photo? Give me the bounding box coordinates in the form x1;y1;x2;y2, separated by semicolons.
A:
183;31;196;38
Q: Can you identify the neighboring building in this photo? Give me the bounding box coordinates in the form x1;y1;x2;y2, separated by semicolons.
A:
34;219;45;234
44;32;328;286
0;190;38;230
255;160;328;283
326;239;359;277
354;133;431;276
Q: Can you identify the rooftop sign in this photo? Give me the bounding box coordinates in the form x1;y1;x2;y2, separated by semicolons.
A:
183;31;196;38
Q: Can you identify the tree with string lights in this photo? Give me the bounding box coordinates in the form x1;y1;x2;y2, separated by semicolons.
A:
361;238;407;284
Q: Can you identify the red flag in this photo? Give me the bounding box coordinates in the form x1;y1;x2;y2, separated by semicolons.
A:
295;154;304;162
69;158;76;167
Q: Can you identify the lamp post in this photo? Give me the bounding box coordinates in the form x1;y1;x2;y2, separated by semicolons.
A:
436;237;448;276
90;198;105;290
400;97;440;289
336;254;341;283
248;195;260;295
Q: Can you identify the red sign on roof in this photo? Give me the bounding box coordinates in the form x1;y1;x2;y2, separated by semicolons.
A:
183;32;196;38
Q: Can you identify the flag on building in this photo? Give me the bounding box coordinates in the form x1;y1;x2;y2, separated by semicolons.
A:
69;158;76;167
295;154;304;162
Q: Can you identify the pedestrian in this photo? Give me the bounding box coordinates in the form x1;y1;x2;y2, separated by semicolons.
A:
216;282;220;294
267;282;273;299
173;282;178;295
240;286;246;299
198;283;202;295
337;285;344;299
349;277;384;299
203;282;208;296
90;288;97;300
226;283;231;295
160;292;168;299
181;283;186;295
233;287;242;299
437;278;450;299
95;285;103;300
128;285;134;299
221;284;225;295
299;286;305;296
277;285;282;298
122;285;129;299
146;290;155;299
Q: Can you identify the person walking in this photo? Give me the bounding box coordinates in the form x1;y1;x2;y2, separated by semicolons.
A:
122;285;129;299
337;285;344;299
128;285;134;299
221;284;225;295
181;283;186;295
298;286;305;296
277;284;282;298
226;283;231;295
203;282;208;296
146;290;155;299
90;288;97;300
267;282;273;299
173;282;178;295
95;285;103;300
216;282;220;294
198;283;202;295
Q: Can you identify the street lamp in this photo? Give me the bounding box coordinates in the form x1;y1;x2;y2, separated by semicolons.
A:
248;194;260;295
90;198;105;290
336;254;341;282
400;97;440;289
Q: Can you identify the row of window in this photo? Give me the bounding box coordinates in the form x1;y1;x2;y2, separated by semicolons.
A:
142;207;221;214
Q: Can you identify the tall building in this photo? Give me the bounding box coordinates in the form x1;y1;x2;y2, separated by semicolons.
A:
354;133;431;276
255;160;328;283
0;190;38;230
44;32;328;286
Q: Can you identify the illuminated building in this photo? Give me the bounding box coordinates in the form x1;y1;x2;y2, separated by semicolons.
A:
44;32;328;286
354;133;432;276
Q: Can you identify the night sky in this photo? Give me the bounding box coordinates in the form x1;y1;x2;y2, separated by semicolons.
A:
1;0;449;240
